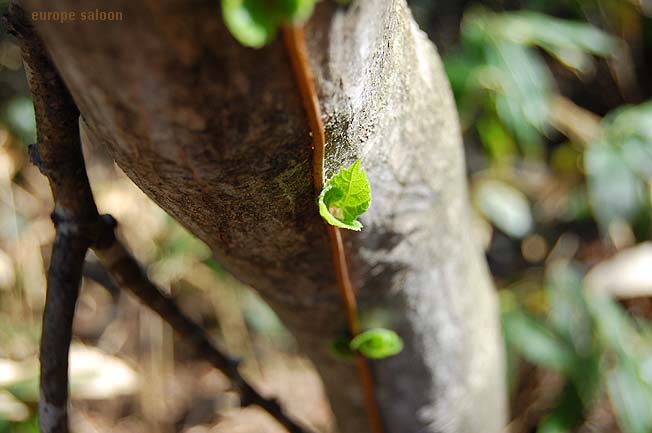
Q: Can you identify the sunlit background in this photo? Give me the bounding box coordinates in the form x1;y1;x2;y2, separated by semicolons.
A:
1;1;652;432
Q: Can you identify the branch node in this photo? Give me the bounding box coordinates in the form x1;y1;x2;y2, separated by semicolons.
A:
28;143;51;177
50;208;90;239
95;214;117;249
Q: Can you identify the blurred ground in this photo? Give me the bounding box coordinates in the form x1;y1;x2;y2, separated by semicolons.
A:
1;1;652;433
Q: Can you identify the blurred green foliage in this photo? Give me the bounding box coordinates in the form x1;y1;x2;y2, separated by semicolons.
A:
586;102;652;237
447;4;652;242
0;418;38;433
503;263;652;433
2;98;34;145
447;7;618;157
443;1;652;432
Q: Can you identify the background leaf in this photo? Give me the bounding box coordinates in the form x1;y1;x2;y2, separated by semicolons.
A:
503;310;576;373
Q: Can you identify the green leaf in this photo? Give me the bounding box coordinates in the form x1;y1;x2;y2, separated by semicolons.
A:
607;358;652;433
546;263;593;354
494;11;618;70
221;0;317;48
221;0;275;48
318;160;371;231
588;296;652;433
350;328;403;359
503;310;576;373
537;383;585;433
585;143;645;233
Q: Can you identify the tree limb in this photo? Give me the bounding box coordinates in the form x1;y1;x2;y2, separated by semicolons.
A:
5;3;312;433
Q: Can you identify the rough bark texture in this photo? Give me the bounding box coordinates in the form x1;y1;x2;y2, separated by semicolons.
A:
22;1;507;432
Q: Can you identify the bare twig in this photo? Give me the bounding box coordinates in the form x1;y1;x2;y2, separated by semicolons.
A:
94;236;310;433
82;257;121;300
6;3;312;433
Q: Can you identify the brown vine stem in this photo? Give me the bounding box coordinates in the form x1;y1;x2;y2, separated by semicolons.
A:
281;24;386;433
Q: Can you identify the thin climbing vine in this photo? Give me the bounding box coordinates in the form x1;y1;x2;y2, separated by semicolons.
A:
220;2;403;433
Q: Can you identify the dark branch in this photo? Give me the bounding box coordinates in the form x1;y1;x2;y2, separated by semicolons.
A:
82;257;121;301
5;3;312;433
94;234;311;433
38;215;90;433
5;3;99;432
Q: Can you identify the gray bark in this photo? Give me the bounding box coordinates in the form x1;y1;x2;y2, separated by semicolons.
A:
22;0;507;432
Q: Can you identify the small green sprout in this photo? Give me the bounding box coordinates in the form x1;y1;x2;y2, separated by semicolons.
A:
350;328;404;359
318;160;371;231
330;328;404;360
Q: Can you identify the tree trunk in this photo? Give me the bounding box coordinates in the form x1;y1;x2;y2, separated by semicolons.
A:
22;0;507;431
